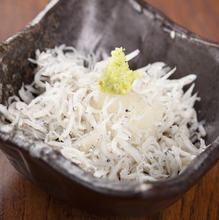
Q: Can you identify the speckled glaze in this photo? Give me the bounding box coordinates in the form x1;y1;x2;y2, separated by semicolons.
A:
0;0;219;217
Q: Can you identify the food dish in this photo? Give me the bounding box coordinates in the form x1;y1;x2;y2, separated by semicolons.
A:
0;0;219;216
0;46;207;182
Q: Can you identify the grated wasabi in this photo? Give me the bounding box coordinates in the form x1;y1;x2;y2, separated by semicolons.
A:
98;47;141;95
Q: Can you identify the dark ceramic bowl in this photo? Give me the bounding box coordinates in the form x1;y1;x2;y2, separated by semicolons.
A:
0;0;219;217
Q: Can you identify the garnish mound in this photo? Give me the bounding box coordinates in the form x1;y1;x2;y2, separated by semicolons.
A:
98;47;141;95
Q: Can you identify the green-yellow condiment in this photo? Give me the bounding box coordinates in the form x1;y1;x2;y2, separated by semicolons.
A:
98;47;141;95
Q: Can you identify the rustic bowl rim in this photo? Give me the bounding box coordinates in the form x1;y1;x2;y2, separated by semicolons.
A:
0;0;219;199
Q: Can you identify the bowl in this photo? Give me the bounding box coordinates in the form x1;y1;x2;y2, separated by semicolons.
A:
0;0;219;217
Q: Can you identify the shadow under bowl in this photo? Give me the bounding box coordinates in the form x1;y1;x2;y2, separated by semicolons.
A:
0;0;219;217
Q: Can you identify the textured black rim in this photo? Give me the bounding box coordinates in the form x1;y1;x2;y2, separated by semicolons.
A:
0;0;219;199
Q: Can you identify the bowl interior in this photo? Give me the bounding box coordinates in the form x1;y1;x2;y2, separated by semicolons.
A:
0;0;219;172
